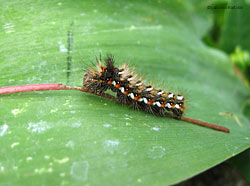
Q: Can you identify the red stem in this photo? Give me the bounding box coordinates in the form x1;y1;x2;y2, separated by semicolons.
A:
0;84;71;94
181;116;230;133
0;83;230;133
0;84;116;101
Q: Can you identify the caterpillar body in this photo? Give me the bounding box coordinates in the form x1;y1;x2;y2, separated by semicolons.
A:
84;55;185;118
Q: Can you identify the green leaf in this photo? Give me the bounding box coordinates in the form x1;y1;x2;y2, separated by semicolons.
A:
0;0;250;185
220;0;250;53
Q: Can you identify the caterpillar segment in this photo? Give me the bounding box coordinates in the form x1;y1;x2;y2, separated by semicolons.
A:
83;55;185;118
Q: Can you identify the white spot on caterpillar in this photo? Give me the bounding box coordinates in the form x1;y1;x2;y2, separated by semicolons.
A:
157;91;164;95
120;87;125;93
70;161;89;182
177;95;184;101
143;98;148;104
166;103;171;108
127;77;133;81
168;93;174;98
118;71;124;75
155;102;161;107
175;104;180;109
112;81;116;85
136;82;142;86
138;98;143;102
129;93;135;99
146;87;153;91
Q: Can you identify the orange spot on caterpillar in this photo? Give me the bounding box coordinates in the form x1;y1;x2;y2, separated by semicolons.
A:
115;84;121;88
101;66;107;72
108;79;112;84
124;91;129;95
134;96;140;101
148;100;154;105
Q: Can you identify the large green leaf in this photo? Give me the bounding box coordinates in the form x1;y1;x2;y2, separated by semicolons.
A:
220;0;250;53
0;0;250;185
219;0;250;181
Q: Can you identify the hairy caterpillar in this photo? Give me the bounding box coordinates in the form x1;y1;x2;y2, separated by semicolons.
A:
0;55;230;133
84;55;185;119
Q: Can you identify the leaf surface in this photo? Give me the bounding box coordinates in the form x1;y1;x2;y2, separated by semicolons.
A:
0;0;250;185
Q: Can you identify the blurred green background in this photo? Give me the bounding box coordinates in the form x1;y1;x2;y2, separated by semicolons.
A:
0;0;250;185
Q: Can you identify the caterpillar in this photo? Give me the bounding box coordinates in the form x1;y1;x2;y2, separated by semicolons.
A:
83;55;185;119
0;54;230;133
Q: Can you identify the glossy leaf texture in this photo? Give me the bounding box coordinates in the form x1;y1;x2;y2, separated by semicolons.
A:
0;0;250;185
219;0;250;181
220;0;250;53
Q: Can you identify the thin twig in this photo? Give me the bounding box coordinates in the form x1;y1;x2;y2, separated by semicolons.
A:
181;116;230;133
0;83;116;101
0;83;230;133
0;84;68;94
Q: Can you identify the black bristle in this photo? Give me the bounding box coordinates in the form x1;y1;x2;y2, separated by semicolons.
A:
83;55;185;118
